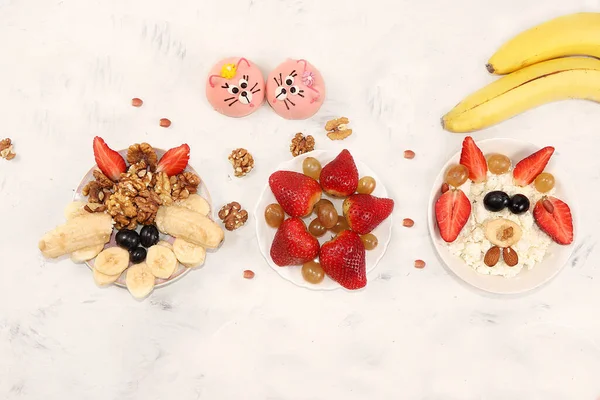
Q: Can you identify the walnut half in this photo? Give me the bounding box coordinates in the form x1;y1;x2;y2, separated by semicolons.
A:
290;133;315;157
325;117;352;140
0;138;16;160
228;148;254;177
218;202;249;231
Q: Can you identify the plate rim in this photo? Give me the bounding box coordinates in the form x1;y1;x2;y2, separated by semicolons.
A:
427;137;577;295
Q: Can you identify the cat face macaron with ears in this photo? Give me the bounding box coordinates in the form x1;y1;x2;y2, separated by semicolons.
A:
206;57;265;118
266;59;326;120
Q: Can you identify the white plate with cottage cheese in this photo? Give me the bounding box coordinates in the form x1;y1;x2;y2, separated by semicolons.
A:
427;138;576;294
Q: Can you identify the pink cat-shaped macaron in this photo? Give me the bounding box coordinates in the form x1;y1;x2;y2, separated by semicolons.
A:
266;59;326;120
206;57;265;118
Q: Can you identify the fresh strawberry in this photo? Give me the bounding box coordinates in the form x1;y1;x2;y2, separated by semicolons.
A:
513;146;555;186
342;194;394;235
270;218;320;266
435;189;471;243
319;149;359;197
93;136;126;181
320;230;366;290
156;144;190;176
459;136;487;183
533;196;573;245
269;171;322;217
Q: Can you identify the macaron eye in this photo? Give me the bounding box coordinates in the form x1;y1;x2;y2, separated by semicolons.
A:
228;85;240;95
289;86;299;95
284;76;294;86
238;78;248;89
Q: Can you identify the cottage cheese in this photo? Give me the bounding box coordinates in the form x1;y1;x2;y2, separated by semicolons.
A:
447;171;554;278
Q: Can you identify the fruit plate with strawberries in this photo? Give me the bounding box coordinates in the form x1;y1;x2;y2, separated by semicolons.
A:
255;150;394;291
427;137;576;295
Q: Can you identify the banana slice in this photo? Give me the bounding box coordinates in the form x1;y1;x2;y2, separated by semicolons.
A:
94;247;130;276
93;267;121;286
146;245;178;279
157;240;174;251
64;201;88;220
176;194;210;216
71;244;105;263
125;263;155;299
173;238;206;268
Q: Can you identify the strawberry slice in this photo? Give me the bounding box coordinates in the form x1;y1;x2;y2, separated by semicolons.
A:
459;136;487;183
533;197;573;245
435;189;471;243
93;136;126;181
156;144;190;176
513;146;555;186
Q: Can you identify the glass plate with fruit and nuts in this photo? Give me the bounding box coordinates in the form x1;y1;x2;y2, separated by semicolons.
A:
38;137;224;300
427;137;576;295
255;149;394;291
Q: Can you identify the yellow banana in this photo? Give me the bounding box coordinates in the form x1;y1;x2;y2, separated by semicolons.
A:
442;57;600;133
487;12;600;75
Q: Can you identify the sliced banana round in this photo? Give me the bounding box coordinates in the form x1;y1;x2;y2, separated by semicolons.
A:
485;218;522;248
157;240;174;251
173;238;206;268
125;263;155;299
64;201;88;220
71;244;105;263
176;194;210;216
146;245;178;279
93;267;121;286
94;247;130;276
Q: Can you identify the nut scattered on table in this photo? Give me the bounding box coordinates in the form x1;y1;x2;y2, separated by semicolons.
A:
243;270;255;279
402;218;414;228
404;150;415;159
218;201;249;231
131;98;143;107
325;117;352;140
159;118;171;128
0;138;16;161
290;133;315;157
228;148;254;177
414;260;426;269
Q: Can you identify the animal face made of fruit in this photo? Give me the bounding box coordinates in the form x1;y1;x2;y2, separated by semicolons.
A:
265;149;394;290
434;137;573;276
38;137;224;299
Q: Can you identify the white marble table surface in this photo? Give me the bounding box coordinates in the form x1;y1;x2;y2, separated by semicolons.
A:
1;0;600;398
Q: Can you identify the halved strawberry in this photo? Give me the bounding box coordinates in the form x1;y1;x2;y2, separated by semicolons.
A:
156;144;190;176
513;146;555;186
270;218;320;266
459;136;487;183
435;189;471;243
93;136;126;181
533;196;573;245
319;230;366;290
269;171;322;217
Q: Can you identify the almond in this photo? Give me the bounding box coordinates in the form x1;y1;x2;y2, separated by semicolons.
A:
484;246;501;267
402;218;414;228
542;198;554;214
503;247;519;267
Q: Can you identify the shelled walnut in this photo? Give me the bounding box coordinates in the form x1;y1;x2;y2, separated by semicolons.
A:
290;133;315;157
228;148;254;177
127;143;157;171
325;117;352;140
170;172;200;201
218;202;248;231
0;138;16;160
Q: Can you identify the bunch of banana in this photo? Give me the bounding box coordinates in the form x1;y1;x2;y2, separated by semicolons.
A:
443;12;600;133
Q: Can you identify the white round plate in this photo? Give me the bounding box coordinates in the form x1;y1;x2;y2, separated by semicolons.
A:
74;148;213;289
427;138;576;295
255;150;393;291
